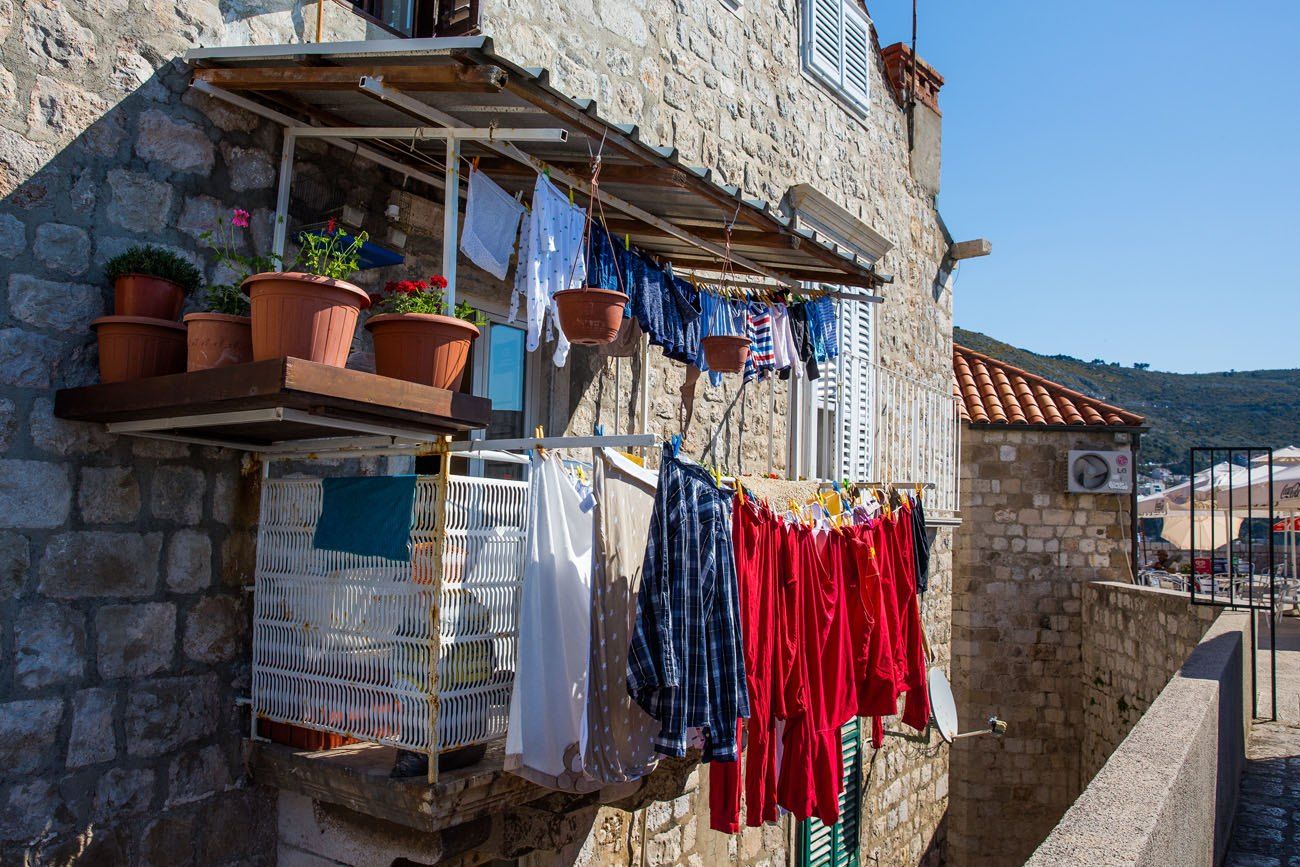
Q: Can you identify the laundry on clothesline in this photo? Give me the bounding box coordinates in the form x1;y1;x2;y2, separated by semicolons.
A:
460;167;526;280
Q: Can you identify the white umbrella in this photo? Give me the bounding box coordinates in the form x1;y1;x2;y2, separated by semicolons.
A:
1154;510;1244;550
1251;446;1300;465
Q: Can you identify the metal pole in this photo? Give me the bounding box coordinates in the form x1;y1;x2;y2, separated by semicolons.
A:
443;137;461;309
1268;449;1277;721
272;128;296;260
1190;448;1198;606
1130;432;1141;581
427;435;452;784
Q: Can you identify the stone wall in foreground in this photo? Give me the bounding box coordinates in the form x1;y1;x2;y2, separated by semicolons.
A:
1080;581;1219;781
0;1;371;863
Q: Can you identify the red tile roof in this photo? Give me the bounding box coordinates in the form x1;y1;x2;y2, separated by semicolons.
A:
953;344;1145;428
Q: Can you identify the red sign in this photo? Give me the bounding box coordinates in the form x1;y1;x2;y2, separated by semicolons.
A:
1193;557;1213;575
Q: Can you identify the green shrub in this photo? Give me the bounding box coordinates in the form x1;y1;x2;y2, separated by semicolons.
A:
104;245;203;293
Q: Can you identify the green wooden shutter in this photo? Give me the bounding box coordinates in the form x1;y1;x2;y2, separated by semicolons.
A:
799;718;863;867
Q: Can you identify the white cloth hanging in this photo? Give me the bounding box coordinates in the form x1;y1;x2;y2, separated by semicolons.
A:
523;173;586;368
505;452;600;793
507;213;530;325
460;168;525;280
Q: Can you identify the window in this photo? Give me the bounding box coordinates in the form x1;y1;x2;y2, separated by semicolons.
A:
802;0;872;113
789;295;875;482
798;718;863;867
342;0;479;38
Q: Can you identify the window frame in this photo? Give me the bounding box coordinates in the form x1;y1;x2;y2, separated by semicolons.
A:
800;0;873;116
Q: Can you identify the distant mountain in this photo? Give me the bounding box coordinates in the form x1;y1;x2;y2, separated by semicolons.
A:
953;328;1300;471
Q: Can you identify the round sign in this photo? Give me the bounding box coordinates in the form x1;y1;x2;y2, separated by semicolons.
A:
929;668;959;744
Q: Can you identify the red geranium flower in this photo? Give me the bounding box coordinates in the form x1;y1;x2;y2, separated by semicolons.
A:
231;208;251;228
429;274;448;290
326;217;337;234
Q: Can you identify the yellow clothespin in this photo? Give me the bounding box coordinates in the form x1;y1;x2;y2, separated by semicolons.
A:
624;233;631;251
569;187;575;205
534;424;547;459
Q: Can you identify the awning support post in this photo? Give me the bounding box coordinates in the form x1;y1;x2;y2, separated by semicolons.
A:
443;136;461;308
272;128;296;261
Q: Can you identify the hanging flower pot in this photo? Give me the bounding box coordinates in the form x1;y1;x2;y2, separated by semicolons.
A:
553;288;629;346
366;312;480;390
183;312;253;372
702;334;751;374
243;272;371;367
91;315;187;383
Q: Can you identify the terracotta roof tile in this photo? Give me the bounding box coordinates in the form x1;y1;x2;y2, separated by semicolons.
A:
953;344;1145;429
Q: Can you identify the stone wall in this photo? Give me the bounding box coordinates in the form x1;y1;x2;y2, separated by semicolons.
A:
1027;610;1249;867
0;1;373;863
1080;581;1219;781
948;426;1136;867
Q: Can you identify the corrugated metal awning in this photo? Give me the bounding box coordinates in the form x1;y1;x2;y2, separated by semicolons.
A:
185;37;884;288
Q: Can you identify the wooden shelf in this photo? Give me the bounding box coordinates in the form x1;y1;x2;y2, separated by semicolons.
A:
54;358;491;453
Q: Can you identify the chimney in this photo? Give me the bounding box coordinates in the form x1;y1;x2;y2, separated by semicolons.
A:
881;42;945;198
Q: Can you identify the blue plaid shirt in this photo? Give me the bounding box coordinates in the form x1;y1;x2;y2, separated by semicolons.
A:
627;448;749;761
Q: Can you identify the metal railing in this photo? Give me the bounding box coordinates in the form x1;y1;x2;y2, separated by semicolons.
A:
871;363;962;515
252;473;528;777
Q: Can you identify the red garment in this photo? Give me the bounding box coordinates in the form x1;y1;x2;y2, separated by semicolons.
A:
777;527;858;825
711;498;783;831
894;506;931;731
846;525;898;720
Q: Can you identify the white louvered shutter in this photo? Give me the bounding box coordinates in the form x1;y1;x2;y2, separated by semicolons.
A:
840;4;871;109
806;0;843;84
837;295;874;481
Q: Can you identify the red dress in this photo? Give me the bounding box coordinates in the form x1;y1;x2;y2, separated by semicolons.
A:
776;526;859;825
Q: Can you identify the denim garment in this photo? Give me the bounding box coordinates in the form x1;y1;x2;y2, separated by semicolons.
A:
808;296;839;362
584;223;625;294
627;447;749;761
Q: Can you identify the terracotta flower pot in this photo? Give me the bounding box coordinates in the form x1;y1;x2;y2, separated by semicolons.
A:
91;315;187;383
183;313;253;372
553;288;629;345
365;312;479;390
702;334;751;374
243;272;371;367
113;274;186;320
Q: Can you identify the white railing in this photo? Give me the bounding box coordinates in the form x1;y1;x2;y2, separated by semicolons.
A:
252;474;528;768
871;363;962;515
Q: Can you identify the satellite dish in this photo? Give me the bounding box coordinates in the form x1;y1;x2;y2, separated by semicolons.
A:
928;669;958;744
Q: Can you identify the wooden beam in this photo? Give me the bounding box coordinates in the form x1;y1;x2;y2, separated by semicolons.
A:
472;157;701;189
949;238;992;260
601;219;802;251
194;64;507;93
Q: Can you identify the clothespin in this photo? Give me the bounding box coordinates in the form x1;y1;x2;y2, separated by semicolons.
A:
543;166;551;179
569;186;575;205
471;156;480;172
669;433;683;457
534;424;547;459
624;233;631;251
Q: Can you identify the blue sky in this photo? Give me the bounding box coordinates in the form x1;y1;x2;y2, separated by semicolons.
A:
868;2;1300;373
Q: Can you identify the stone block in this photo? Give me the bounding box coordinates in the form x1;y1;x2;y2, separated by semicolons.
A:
38;531;162;598
0;213;24;257
182;595;242;663
32;223;91;276
29;396;115;455
0;459;71;528
21;1;97;72
0;778;70;843
0;396;14;454
222;144;276;191
135;109;215;174
177;194;224;239
0;328;63;387
139;810;197;867
166;529;213;593
78;466;141;524
68;687;117;769
0;698;63;776
125;674;220;757
151;465;206;524
0;532;30;600
106;169;174;234
166;744;231;807
96;602;176;678
14;602;85;688
27;74;110;145
94;766;156;820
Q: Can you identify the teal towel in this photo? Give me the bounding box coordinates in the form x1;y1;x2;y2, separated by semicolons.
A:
313;475;417;562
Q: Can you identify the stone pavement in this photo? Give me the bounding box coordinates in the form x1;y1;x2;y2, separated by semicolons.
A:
1225;613;1300;866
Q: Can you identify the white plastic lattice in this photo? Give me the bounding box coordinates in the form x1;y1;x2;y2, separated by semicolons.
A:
253;474;529;754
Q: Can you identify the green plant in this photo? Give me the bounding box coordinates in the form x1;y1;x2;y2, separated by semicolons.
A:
199;208;278;313
294;220;369;282
202;283;251;317
373;275;486;326
104;245;202;293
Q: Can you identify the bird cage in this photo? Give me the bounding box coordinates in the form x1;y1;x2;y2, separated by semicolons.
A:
251;472;529;777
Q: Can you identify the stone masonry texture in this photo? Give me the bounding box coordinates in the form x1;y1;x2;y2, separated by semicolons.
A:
0;1;367;864
949;425;1217;867
1;0;954;863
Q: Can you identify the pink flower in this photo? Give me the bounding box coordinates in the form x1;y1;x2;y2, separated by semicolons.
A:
231;208;251;228
430;274;448;290
326;218;337;234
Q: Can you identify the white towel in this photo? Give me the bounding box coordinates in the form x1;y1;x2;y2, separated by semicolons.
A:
460;168;525;280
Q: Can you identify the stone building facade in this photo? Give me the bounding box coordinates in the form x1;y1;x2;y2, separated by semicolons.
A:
0;0;959;864
947;345;1149;866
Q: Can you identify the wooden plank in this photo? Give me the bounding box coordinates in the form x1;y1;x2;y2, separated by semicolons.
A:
194;64;506;92
53;358;492;434
949;238;992;260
